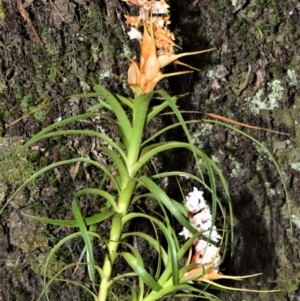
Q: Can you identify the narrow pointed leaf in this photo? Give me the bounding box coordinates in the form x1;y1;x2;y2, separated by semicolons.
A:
93;84;132;144
72;200;95;285
138;175;197;235
121;252;162;291
28;210;113;227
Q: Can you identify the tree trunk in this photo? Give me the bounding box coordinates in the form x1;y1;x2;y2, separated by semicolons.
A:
0;0;299;300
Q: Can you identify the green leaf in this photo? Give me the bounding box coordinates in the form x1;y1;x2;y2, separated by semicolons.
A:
123;212;179;287
142;120;196;147
143;284;217;301
138;176;197;236
127;91;154;167
74;188;118;212
39;262;100;301
121;232;168;266
116;94;133;109
94;84;132;145
87;102;111;112
16;113;100;154
72;200;96;286
1;157;115;214
129;84;143;97
121;252;162;291
102;146;129;186
42;231;101;292
16;128;127;165
146;94;184;124
29;209;113;227
112;279;138;301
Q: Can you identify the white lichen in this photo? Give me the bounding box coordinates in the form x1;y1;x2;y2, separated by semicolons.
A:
228;155;246;178
291;214;300;230
246;80;284;114
99;70;111;80
191;124;213;147
206;70;214;80
286;69;298;86
290;162;300;171
231;0;238;7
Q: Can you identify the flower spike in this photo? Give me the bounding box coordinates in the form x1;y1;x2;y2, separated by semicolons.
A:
179;187;272;290
125;0;214;94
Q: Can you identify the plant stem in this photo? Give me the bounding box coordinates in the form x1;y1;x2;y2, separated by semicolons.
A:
98;212;122;301
127;92;153;169
98;92;153;301
98;177;138;300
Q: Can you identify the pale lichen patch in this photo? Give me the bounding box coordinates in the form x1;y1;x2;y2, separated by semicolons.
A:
286;69;298;86
246;80;284;114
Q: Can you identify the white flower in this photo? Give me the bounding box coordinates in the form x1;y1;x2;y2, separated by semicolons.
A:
198;207;212;220
195;241;220;266
186;187;206;213
179;227;190;240
152;16;165;27
194;239;208;254
191;214;213;232
202;226;221;242
138;10;147;20
127;27;142;40
179;186;221;271
151;0;170;14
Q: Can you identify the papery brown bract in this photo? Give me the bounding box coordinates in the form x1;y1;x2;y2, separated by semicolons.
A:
123;0;144;5
182;265;245;282
127;22;213;94
125;0;214;95
124;15;141;27
140;23;160;84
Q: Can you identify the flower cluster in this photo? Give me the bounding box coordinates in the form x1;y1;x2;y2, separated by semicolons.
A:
123;0;213;94
180;187;221;278
124;0;174;55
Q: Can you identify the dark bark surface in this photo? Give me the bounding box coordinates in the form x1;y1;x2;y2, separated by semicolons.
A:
0;0;300;300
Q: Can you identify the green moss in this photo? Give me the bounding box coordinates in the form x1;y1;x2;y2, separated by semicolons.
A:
0;2;6;20
41;28;60;56
20;92;34;113
262;40;273;56
47;65;61;84
26;150;41;162
271;13;281;26
0;137;35;186
0;72;7;93
286;15;295;34
20;233;49;253
235;18;248;42
246;43;258;61
39;156;49;167
4;158;35;184
210;51;220;64
58;145;69;155
214;2;226;20
0;224;4;235
257;0;270;6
